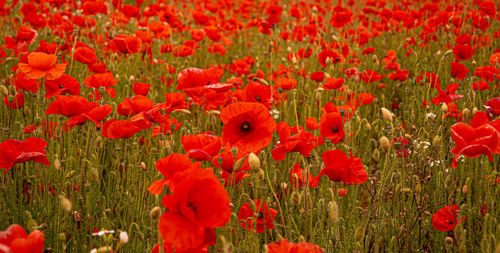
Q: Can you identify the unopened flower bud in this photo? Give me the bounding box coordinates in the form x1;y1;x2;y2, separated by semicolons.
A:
381;107;393;122
328;201;339;223
150;206;162;220
248;153;260;171
379;136;390;151
445;236;454;247
59;196;72;212
441;103;448;113
354;227;364;242
432;135;441;148
372;148;380;162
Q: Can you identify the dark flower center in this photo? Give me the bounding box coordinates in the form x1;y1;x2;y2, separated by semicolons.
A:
255;96;261;101
187;202;197;212
241;120;251;132
332;126;338;133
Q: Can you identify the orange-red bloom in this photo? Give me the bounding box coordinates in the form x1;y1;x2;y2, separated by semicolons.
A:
18;52;67;80
221;102;276;154
0;137;50;172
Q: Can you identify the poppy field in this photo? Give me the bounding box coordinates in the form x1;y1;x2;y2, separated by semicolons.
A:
1;0;500;252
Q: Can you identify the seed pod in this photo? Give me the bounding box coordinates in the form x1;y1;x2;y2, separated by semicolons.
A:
150;206;162;220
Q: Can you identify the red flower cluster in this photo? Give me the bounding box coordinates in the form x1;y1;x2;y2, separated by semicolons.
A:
0;224;44;252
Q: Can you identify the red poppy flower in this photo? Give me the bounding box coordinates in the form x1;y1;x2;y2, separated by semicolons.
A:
73;46;97;66
323;77;344;90
110;34;142;54
430;83;463;105
330;6;353;28
305;117;320;130
117;95;154;117
221;102;276;154
101;119;141;139
148;153;194;195
158;212;215;252
416;72;440;88
432;204;465;231
485;96;500;119
318;50;342;67
12;73;38;93
310;71;325;82
3;93;24;109
473;65;499;82
0;137;50;172
319;104;345;143
314;149;367;185
18;52;67;80
163;92;188;114
360;69;383;84
82;104;113;127
238;199;278;233
275;77;297;90
453;44;474;61
176;67;228;98
272;122;316;161
242;81;272;108
358;93;375;105
450;111;499;168
181;134;222;161
80;1;107;15
450;62;469;80
44;74;81;99
0;224;44;252
267;239;324;253
388;69;410;81
45;95;96;118
132;82;151;96
15;25;37;45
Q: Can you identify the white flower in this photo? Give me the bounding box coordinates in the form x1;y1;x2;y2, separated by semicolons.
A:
271;109;280;119
119;231;129;243
426;113;436;119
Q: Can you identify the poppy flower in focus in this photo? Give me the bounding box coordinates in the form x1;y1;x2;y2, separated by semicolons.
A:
238;199;278;233
12;72;39;93
0;224;44;252
15;25;37;45
132;82;151;96
0;137;50;172
221;102;276;154
73;46;98;66
319;103;345;143
314;149;367;185
44;74;81;99
242;81;272;108
432;204;465;231
450;111;500;168
272;122;316;161
484;96;500;119
148;153;194;195
18;52;67;80
181;134;222;161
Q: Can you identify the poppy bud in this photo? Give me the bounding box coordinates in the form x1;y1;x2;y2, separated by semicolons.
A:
331;34;338;42
328;201;339;223
364;121;371;131
54;156;62;170
58;233;66;241
462;184;468;194
174;109;191;114
59;195;72;212
444;50;453;56
372;148;380;162
150;206;162;220
257;168;265;180
445;236;454;247
372;54;378;63
379;136;390;151
129;75;135;82
248;153;260;171
472;60;477;66
354;227;364;242
0;85;8;97
441;103;448;113
471;107;478;115
234;157;246;171
207;110;220;115
291;55;298;64
140;162;146;170
99;87;106;94
23;106;31;116
381;107;393;122
432;135;441;148
27;219;38;232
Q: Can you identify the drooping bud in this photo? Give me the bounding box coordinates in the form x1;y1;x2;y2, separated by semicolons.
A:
248;153;260;171
328;201;339;223
59;195;72;212
381;107;393;122
150;206;162;220
379;136;390;151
